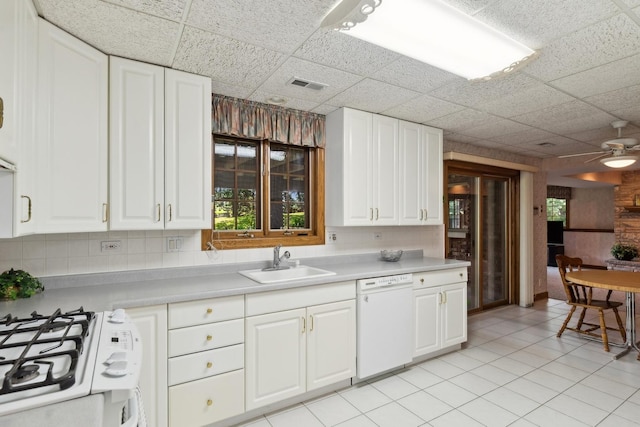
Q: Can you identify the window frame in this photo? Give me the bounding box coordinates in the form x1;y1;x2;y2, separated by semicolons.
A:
546;197;568;227
201;134;325;250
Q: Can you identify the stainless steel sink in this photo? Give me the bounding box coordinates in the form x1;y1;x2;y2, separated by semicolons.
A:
239;265;336;284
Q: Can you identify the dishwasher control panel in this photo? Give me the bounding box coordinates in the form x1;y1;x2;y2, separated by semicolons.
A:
356;273;413;291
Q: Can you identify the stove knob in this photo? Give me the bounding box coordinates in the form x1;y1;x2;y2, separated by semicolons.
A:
106;351;127;365
109;308;126;324
105;360;129;377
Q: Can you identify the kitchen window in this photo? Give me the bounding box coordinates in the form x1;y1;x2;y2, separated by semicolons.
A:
202;134;325;249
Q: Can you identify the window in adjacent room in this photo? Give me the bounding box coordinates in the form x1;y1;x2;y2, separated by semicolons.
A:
546;197;568;226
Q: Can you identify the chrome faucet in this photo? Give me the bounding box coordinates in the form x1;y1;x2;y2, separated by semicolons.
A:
272;244;291;270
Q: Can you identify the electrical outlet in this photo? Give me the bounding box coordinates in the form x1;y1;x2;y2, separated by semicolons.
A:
166;237;184;253
101;240;122;252
326;232;337;243
373;232;382;241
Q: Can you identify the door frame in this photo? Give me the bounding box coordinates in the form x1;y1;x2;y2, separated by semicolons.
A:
444;160;520;313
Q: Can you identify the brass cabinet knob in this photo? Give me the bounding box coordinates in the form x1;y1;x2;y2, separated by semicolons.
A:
206;335;212;341
206;362;213;368
206;399;213;406
420;278;424;283
206;308;213;314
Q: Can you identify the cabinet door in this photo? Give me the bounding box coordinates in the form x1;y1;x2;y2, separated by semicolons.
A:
399;121;423;225
127;305;168;427
441;282;467;347
109;57;164;230
245;308;306;411
164;69;211;229
423;125;443;224
413;287;441;357
372;114;399;225
37;19;108;233
306;300;356;391
342;108;374;225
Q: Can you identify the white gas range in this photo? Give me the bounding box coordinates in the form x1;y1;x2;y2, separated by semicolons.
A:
0;307;143;426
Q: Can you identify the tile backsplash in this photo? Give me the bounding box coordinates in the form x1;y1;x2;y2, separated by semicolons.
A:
0;226;444;277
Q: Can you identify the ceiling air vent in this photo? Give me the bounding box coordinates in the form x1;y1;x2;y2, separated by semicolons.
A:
288;77;328;91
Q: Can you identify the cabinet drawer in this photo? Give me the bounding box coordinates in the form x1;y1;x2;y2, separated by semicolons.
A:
169;344;244;386
168;318;243;357
414;268;467;289
169;369;244;427
168;295;244;329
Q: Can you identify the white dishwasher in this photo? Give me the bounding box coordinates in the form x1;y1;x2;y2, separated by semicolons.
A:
356;273;414;379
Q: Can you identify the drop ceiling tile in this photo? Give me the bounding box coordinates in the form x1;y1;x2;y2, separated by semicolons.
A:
512;100;617;134
443;133;483;144
38;0;180;65
480;84;575;118
611;107;640;123
382;95;465;124
311;104;340;115
247;90;321;112
427;109;502;133
442;0;495;15
456;118;533;140
186;0;331;53
293;30;400;76
551;54;640;98
490;128;559;145
429;73;540;109
474;0;619;48
325;79;421;113
374;57;461;93
524;14;640;81
100;0;187;21
254;57;363;104
584;83;640;112
627;1;640;7
173;26;285;88
211;82;254;100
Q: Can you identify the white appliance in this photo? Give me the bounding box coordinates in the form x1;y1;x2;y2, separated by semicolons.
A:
356;273;414;379
0;307;143;426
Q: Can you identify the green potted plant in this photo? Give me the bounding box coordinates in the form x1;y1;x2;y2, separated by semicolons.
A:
611;243;639;261
0;268;44;300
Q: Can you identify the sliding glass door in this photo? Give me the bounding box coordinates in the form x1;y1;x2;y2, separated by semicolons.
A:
446;163;517;312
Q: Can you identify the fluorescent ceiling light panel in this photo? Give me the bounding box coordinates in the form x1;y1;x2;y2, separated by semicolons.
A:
600;155;638;168
336;0;536;80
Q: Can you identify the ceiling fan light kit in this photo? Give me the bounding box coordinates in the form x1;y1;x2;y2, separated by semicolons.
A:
600;155;638;168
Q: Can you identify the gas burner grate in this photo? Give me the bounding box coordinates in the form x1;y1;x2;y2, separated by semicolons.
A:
0;308;94;396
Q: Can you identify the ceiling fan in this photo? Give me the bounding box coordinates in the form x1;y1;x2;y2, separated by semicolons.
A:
559;120;640;168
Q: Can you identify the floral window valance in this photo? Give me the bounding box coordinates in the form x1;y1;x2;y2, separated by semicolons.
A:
212;94;325;148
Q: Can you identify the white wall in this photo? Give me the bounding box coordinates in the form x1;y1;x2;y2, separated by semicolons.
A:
0;225;444;277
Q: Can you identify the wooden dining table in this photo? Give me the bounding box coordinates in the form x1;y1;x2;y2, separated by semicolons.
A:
566;269;640;360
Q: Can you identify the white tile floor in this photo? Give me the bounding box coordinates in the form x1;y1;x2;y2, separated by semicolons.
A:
239;299;640;427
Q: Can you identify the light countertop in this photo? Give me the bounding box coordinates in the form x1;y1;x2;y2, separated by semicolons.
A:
0;251;470;317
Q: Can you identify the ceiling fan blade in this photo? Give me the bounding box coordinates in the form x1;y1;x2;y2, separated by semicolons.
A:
558;151;606;159
585;152;611;163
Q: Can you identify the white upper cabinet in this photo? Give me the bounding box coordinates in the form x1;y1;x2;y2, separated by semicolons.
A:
326;107;441;226
110;59;211;230
0;0;38;236
325;108;398;226
164;68;212;230
399;121;443;225
37;19;108;233
109;57;165;230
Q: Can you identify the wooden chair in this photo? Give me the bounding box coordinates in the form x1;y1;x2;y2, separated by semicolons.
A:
555;254;626;352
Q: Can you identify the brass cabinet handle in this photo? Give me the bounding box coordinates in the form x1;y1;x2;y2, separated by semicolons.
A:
156;204;161;222
375;208;379;220
206;399;213;406
206;334;212;341
370;208;373;221
20;195;32;223
301;316;306;334
168;204;172;221
102;203;108;223
309;315;314;332
0;96;4;129
206;362;213;368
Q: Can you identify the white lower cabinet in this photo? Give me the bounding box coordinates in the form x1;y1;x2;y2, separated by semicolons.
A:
167;295;245;427
126;305;168;427
245;283;356;411
413;268;468;358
